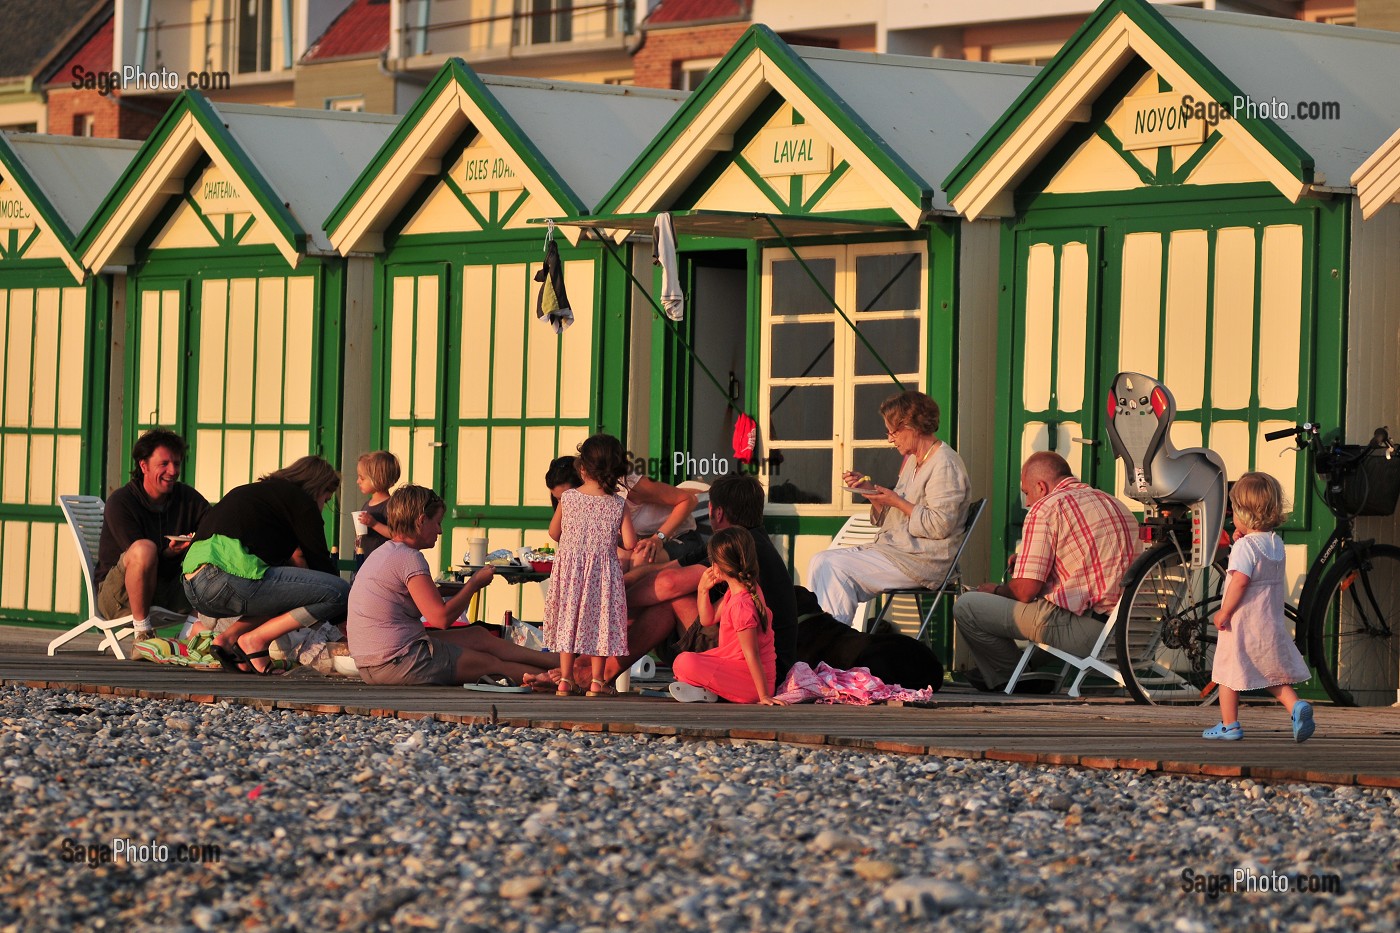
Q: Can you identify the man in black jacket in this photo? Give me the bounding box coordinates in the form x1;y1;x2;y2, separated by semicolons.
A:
94;430;209;640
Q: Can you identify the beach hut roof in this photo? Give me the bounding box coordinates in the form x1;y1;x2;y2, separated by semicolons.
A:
945;0;1400;219
1352;126;1400;220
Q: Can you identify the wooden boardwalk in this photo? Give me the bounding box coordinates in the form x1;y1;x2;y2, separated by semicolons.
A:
10;626;1400;787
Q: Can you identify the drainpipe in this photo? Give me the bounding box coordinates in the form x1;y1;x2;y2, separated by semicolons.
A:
135;0;153;69
416;0;430;56
282;0;294;68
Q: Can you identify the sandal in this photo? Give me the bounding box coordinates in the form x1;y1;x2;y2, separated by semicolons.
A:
555;677;580;697
586;678;617;698
229;642;290;676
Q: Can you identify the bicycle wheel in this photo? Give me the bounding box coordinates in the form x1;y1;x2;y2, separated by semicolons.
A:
1307;544;1400;707
1115;542;1227;705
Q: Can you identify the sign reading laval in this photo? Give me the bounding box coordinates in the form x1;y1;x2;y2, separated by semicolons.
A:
455;145;523;193
754;124;833;177
1110;91;1205;151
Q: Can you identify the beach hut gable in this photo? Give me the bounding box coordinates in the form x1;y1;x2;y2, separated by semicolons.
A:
596;25;939;229
1353;127;1400;220
0;144;91;281
944;0;1322;219
78;94;307;270
327;60;685;253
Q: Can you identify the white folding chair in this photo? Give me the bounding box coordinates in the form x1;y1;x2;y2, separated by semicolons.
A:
867;498;987;643
822;511;883;630
47;495;185;659
1002;600;1127;697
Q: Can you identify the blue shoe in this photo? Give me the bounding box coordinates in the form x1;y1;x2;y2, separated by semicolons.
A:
1202;721;1243;741
1292;701;1315;744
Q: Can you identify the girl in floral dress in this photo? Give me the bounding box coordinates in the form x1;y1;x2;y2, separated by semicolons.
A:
544;434;636;697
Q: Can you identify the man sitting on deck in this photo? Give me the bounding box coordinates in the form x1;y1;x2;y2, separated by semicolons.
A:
953;451;1136;692
617;473;798;686
94;429;210;642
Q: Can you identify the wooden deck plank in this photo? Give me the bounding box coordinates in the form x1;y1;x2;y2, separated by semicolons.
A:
10;625;1400;784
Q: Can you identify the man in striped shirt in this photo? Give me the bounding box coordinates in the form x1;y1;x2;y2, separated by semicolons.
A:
954;451;1138;692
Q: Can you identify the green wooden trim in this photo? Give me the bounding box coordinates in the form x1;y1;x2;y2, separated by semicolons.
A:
944;0;1315;199
78;91;306;261
597;24;933;217
926;220;959;452
326;57;588;241
0;137;82;264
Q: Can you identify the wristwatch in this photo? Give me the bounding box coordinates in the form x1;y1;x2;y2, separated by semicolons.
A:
654;531;667;542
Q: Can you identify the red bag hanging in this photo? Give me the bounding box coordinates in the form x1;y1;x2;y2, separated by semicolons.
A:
732;412;758;464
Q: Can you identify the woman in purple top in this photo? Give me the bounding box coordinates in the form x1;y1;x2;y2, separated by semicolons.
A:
347;485;561;687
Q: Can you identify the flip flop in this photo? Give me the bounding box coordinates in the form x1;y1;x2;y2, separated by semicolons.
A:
463;673;531;693
208;643;243;673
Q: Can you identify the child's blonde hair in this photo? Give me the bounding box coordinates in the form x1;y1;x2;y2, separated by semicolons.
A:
358;450;401;493
386;484;445;537
707;527;768;631
1231;472;1287;532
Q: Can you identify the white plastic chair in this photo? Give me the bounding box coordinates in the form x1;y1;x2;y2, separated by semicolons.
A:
47;495;185;659
823;512;883;630
1002;600;1126;697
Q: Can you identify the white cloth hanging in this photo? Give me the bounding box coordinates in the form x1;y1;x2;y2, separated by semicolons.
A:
652;211;684;321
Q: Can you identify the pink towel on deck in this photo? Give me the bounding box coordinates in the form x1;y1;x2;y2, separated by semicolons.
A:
774;662;937;706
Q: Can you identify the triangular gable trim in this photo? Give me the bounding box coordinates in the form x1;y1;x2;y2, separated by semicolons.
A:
1353;126;1400;220
945;0;1313;219
79;92;305;270
0;138;85;280
326;59;582;254
597;25;932;230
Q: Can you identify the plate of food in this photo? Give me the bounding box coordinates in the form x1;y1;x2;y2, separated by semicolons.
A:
840;484;877;495
166;533;195;543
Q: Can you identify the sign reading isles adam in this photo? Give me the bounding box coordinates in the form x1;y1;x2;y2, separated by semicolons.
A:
455;144;522;193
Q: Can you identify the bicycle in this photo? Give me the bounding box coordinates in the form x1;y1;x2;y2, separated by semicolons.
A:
1264;422;1400;707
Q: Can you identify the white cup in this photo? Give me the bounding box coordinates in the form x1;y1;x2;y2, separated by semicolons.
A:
468;535;487;566
352;511;370;536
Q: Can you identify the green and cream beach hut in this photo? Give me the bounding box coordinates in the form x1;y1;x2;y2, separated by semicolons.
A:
77;94;397;548
943;0;1400;581
0;133;138;627
587;25;1035;592
325;61;683;616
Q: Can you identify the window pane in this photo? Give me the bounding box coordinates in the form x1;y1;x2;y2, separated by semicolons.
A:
852;446;904;488
769;385;832;441
770;322;834;378
766;449;832;504
771;259;836;316
855;319;921;377
852;383;905;440
856;252;922;312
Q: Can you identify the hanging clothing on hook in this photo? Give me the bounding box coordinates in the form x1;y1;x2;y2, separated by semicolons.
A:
652;211;684;321
534;221;574;334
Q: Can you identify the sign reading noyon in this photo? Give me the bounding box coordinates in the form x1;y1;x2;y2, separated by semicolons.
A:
1116;92;1206;151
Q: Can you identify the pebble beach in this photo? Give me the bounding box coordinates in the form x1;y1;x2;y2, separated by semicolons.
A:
2;683;1397;932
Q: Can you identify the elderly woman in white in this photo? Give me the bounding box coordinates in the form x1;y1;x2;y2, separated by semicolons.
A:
807;390;971;626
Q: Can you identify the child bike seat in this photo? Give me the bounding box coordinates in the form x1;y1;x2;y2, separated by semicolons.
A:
1105;372;1227;568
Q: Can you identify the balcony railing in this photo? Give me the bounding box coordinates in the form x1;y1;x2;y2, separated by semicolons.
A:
399;0;635;60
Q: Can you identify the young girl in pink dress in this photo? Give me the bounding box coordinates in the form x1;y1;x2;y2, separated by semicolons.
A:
544;434;636;697
1204;472;1315;743
670;527;783;705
